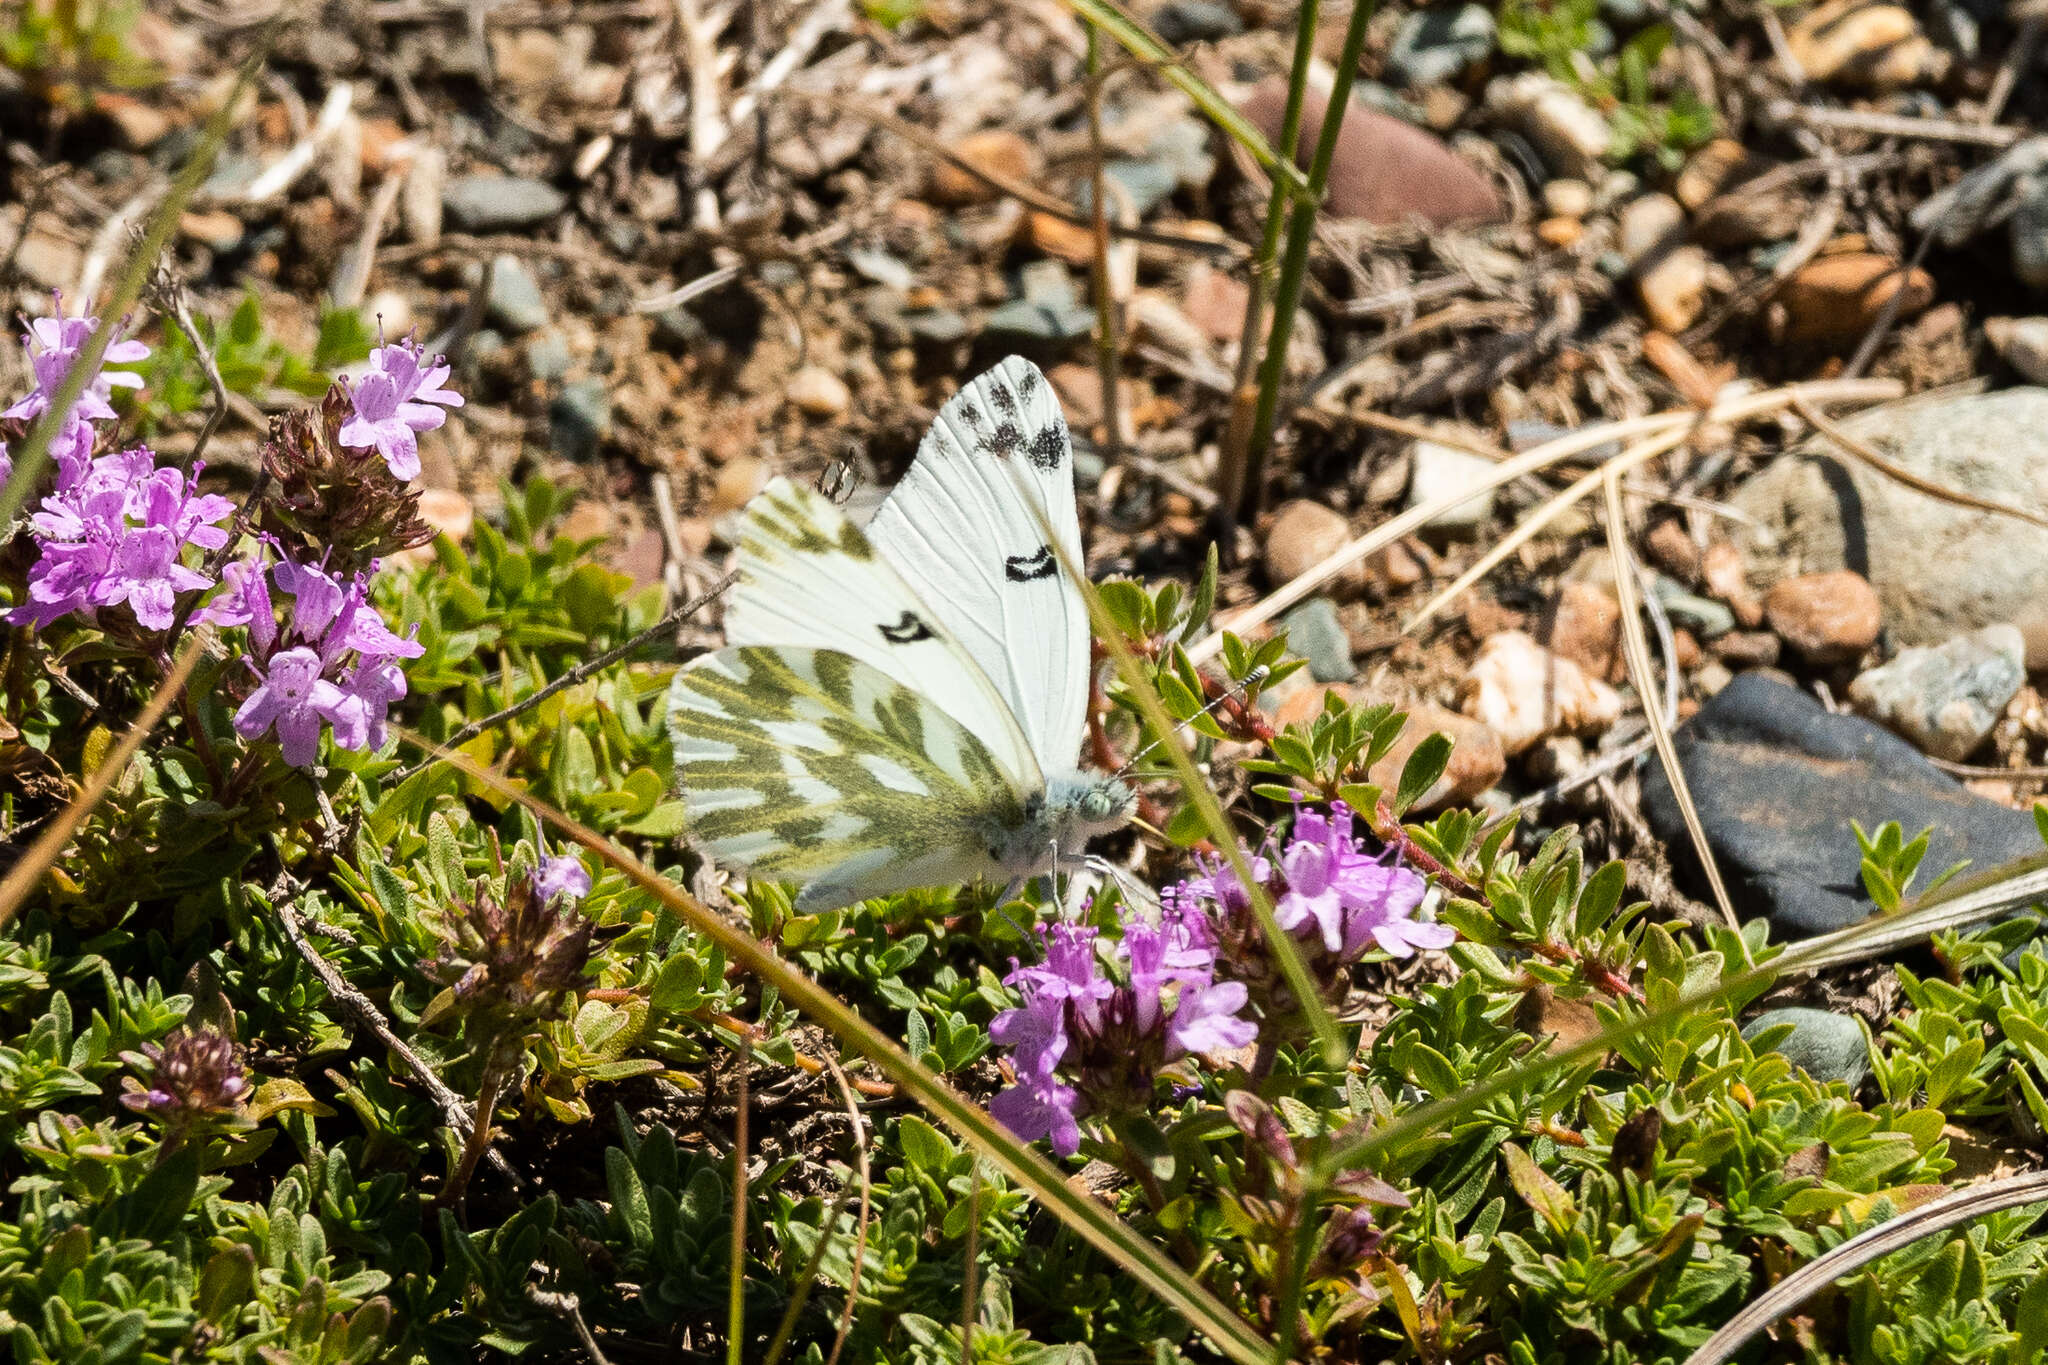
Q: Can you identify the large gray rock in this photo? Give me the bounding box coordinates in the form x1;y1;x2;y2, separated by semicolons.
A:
1728;389;2048;666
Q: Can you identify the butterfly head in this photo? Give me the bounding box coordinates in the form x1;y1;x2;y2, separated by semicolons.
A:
1042;771;1137;844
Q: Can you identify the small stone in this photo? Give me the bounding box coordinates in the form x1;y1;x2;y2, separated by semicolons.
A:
1676;139;1769;211
1076;159;1180;218
1484;72;1611;180
1524;733;1586;784
1542;178;1594;219
787;365;851;418
930;129;1040;206
1644;519;1700;581
1742;1008;1870;1088
1265;499;1358;592
416;487;475;543
1242;80;1502;226
1406;439;1497;537
442;175;568;231
1638;244;1711;333
1986;317;2048;384
1774;253;1934;344
1694;659;1735;695
2013;184;2048;289
1617;192;1686;266
1280;597;1355;683
1183;263;1249;344
1765;570;1882;665
1702;541;1762;626
549;377;611;460
1458;630;1624;756
485;254;549;334
179;209;244;251
1651;575;1737;639
524;329;573;382
1538;581;1623;682
905;307;971;346
1671;628;1702;670
1536;217;1584;249
1151;0;1243;43
1367;703;1506;810
987;262;1096;342
1711;631;1782;669
1846;625;2026;761
712;455;769;514
93;92;173;149
401;145;445;246
1385;4;1497;88
11;227;82;290
1786;0;1946;89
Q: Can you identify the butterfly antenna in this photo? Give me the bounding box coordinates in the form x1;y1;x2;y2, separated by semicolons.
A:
1116;664;1271;778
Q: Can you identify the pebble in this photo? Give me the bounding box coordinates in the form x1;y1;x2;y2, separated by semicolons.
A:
1846;625;2026;762
1638;244;1710;333
1702;541;1763;627
1641;674;2041;936
442;175;567;231
1406;439;1497;536
484;254;549;334
179;209;244;252
1774;253;1934;344
787;365;851;418
905;307;971;346
1241;80;1501;226
1264;499;1359;591
987;261;1096;343
1385;4;1497;88
1367;703;1506;810
1536;217;1583;249
1679;140;1803;245
549;378;611;461
1644;518;1701;581
1537;581;1622;682
12;227;82;290
1711;631;1782;669
1985;317;2048;384
1765;570;1882;665
1617;193;1686;266
1457;630;1623;756
416;487;475;544
1742;1008;1870;1088
1151;0;1243;43
524;329;573;382
1077;159;1180;218
401;145;445;245
2013;184;2048;289
1484;73;1611;181
1786;0;1946;89
1523;734;1586;785
1280;598;1354;683
1542;178;1594;219
1650;575;1737;640
931;129;1039;206
1729;389;2048;665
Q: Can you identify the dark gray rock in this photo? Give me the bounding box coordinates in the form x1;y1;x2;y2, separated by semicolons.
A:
987;262;1095;343
1151;0;1241;43
1280;597;1354;683
442;175;568;231
1640;674;2041;937
1742;1007;1870;1088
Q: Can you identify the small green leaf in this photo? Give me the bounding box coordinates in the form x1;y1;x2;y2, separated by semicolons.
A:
1393;732;1452;814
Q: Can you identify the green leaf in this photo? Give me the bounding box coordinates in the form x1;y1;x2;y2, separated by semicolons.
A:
1500;1142;1574;1232
1393;732;1452;815
904;1008;931;1064
897;1115;955;1173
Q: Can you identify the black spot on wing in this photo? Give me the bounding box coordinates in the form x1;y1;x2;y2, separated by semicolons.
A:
1026;423;1066;471
878;611;935;644
987;381;1020;421
1014;365;1041;401
1004;544;1057;582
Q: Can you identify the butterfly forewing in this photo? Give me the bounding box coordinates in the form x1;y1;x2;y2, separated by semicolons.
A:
720;476;1042;785
865;356;1091;776
669;646;1028;911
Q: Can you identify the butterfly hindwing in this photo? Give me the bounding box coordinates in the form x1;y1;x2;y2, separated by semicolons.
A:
668;646;1026;911
865;356;1090;777
720;477;1042;785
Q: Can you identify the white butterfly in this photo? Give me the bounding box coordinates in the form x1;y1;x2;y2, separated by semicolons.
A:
667;356;1134;911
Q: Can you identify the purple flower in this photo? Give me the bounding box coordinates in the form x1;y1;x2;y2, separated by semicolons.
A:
1168;978;1256;1057
1271;805;1448;960
234;646;348;767
4;303;150;428
338;336;463;481
989;1058;1082;1158
534;853;593;907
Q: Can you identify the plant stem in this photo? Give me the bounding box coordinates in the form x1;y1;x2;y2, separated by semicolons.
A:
1217;0;1320;526
1243;0;1380;521
1269;1200;1323;1365
1085;23;1124;464
727;1038;752;1365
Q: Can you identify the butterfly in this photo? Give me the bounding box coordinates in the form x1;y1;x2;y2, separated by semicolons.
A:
667;356;1135;912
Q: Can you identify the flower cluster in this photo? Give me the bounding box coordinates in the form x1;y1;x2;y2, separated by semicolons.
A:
989;804;1455;1157
533;852;593;907
427;873;598;1032
990;909;1256;1158
2;305;235;633
118;1026;249;1136
337;333;462;483
205;548;423;767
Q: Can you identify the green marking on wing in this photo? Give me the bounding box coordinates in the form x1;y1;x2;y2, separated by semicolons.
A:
741;482;874;563
667;646;1025;897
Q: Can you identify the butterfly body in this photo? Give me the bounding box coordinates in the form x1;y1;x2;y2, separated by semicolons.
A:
668;358;1133;911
